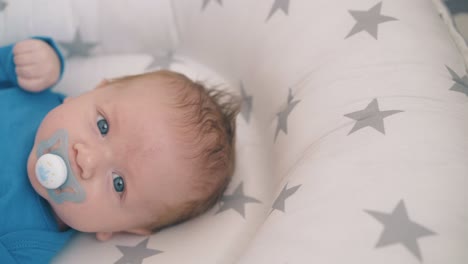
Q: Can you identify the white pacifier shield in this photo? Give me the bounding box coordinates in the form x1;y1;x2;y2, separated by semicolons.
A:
35;153;68;189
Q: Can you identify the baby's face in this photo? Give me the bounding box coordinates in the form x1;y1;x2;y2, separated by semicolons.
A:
27;77;194;238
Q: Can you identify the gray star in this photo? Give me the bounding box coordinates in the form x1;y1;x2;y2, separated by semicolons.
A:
344;98;403;135
216;182;261;218
240;82;253;123
446;65;468;96
58;30;97;58
201;0;222;11
365;200;437;261
271;183;301;213
275;88;300;141
115;238;162;264
266;0;290;21
0;1;7;12
345;2;397;39
145;51;181;70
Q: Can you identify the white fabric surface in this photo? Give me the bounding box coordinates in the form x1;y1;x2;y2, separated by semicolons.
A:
1;0;467;263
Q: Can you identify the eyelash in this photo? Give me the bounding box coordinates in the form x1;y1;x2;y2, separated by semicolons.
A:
96;111;126;199
96;113;109;136
112;172;126;199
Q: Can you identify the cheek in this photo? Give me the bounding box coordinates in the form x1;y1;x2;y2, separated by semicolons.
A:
53;185;119;232
27;108;70;200
36;105;74;141
52;198;99;232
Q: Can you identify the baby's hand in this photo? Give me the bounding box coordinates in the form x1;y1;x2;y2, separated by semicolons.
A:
13;39;61;92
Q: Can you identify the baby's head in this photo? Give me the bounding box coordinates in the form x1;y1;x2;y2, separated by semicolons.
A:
27;70;239;240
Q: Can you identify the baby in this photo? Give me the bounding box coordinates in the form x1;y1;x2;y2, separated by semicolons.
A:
0;37;239;263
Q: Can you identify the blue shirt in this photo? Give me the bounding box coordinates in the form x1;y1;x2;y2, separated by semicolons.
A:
0;37;75;264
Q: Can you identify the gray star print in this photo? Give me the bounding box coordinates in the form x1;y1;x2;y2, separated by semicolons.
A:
115;238;162;264
216;182;261;218
202;0;222;11
344;98;403;135
275;88;300;141
271;183;301;213
145;51;181;70
266;0;290;21
58;30;97;58
240;82;253;123
0;1;7;12
446;65;468;96
345;2;397;39
365;200;436;261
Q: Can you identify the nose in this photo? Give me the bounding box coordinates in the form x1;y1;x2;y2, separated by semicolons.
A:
73;142;112;180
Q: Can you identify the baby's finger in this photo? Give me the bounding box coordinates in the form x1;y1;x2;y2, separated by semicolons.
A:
13;39;43;55
18;77;45;92
15;65;40;79
13;53;37;67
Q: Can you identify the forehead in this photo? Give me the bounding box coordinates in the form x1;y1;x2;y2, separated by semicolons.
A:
97;80;196;215
99;81;172;146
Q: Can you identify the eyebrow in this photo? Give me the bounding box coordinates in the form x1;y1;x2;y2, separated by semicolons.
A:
108;103;120;134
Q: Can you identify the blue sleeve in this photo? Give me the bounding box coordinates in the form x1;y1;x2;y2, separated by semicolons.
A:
0;36;65;90
0;229;75;264
0;42;16;88
0;242;17;264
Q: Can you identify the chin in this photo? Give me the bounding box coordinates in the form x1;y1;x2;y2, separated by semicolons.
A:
52;206;85;232
53;203;105;233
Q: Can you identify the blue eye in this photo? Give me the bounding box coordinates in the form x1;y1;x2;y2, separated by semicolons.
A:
97;115;109;135
112;173;125;193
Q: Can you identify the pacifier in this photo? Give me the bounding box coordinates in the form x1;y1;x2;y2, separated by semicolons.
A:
35;153;68;189
36;129;86;203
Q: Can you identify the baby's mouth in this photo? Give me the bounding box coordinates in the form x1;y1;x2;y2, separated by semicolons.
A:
54;186;76;195
36;129;86;204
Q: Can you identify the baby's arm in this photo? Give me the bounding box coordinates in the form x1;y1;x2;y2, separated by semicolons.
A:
0;37;64;92
13;39;61;92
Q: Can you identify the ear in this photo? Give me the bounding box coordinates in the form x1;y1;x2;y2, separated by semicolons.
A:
125;227;153;236
95;79;110;89
95;231;114;241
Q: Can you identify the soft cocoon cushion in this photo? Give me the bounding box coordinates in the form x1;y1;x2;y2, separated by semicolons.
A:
433;0;468;68
53;54;154;97
2;0;468;263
